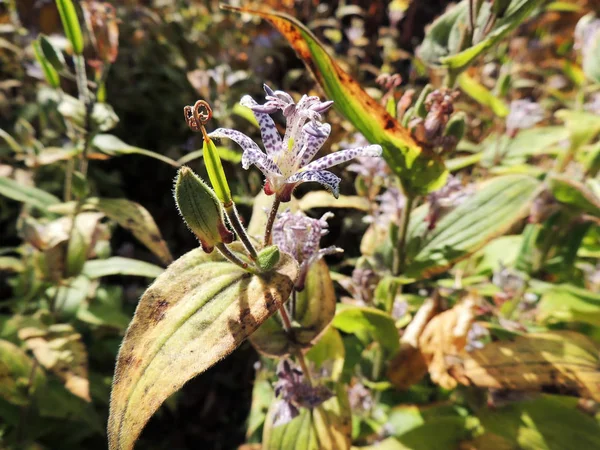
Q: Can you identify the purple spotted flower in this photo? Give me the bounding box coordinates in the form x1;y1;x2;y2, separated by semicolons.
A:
209;85;382;201
272;210;342;290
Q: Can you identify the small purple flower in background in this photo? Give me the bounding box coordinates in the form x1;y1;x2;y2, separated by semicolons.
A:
426;175;474;230
347;382;373;415
584;93;600;115
272;360;333;427
272;210;342;290
505;99;544;137
465;323;490;352
209;85;382;201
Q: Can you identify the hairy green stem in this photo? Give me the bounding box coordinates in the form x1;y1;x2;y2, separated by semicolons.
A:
216;243;253;272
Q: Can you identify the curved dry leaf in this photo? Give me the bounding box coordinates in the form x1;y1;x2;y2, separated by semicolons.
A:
18;323;90;401
250;259;336;357
451;331;600;401
108;244;298;450
88;198;173;265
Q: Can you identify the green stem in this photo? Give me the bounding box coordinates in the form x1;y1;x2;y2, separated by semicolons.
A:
279;302;313;386
264;196;281;246
392;194;415;276
225;203;258;261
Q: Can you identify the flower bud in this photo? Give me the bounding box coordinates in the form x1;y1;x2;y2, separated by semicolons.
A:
55;0;84;55
257;245;280;272
203;136;233;207
174;166;233;253
81;1;119;66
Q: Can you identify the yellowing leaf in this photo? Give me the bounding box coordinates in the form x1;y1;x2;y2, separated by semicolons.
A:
88;198;173;265
250;259;336;357
108;244;297;450
225;6;447;196
0;339;46;406
452;331;600;401
18;323;90;401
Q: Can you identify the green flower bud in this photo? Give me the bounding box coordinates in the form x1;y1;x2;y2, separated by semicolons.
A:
32;40;60;88
257;245;280;272
203;137;233;207
414;84;433;118
174;167;234;253
55;0;84;55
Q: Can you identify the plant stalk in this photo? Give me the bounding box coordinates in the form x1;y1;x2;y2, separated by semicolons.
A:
392;194;415;276
225;204;258;261
264;196;281;246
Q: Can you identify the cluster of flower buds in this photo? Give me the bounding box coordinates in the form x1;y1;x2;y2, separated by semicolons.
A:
272;210;342;290
408;88;463;154
272;360;333;426
81;1;119;70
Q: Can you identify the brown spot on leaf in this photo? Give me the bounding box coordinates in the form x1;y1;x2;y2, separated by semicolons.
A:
149;299;170;322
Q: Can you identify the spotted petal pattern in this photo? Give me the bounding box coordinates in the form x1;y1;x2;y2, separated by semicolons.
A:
303;145;382;172
240;95;281;156
287;170;341;197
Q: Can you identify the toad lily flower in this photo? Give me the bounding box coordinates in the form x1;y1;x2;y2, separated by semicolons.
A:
209;85;383;201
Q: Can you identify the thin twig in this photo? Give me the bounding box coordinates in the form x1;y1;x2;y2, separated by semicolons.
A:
216;243;253;272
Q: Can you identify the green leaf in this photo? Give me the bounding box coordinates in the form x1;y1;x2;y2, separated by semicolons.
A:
478;395;600;450
225;6;447;195
250;260;336;356
82;257;163;279
440;0;544;72
108;244;298;450
0;176;60;210
55;0;84;54
39;34;66;72
87;197;173;265
547;174;600;217
92;134;179;167
333;305;399;356
262;383;351;450
305;327;345;382
32;39;60;88
457;72;508;117
537;284;600;327
555;109;600;150
405;174;540;278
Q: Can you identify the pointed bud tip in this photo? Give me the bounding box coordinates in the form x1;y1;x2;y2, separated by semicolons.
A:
257;245;281;272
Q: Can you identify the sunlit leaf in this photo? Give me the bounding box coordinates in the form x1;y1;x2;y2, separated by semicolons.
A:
547;174;600;217
0;176;60;210
299;192;371;212
108;244;297;450
87;197;173;265
478;395;600;450
537;284;600;327
405;174;540;278
18;324;90;401
82;257;163;279
458;72;508;117
333;305;399;356
92;134;179;167
225;6;447;195
451;331;600;400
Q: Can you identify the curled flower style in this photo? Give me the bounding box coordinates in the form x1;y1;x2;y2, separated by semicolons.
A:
209;85;382;201
272;210;342;290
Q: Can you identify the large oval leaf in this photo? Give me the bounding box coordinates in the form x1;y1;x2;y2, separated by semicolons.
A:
224;6;447;196
249;259;336;357
263;383;351;450
108;245;298;450
405;174;540;278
